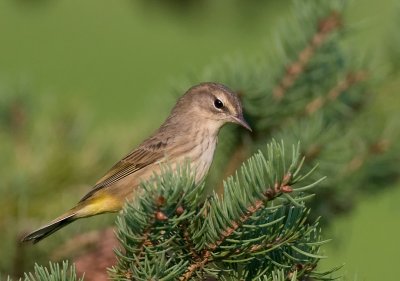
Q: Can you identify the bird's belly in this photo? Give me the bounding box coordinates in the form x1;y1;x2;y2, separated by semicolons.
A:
92;138;217;210
191;138;217;183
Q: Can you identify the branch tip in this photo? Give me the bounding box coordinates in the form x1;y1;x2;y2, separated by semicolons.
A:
155;211;168;221
176;206;184;215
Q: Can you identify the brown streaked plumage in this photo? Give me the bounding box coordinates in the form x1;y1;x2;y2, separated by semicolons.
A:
22;82;251;243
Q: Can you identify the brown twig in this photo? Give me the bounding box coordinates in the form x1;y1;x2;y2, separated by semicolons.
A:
305;71;368;115
287;263;317;280
369;139;391;154
132;197;168;262
122;206;159;273
136;227;152;260
345;138;391;173
179;174;293;281
183;227;201;261
273;11;343;100
178;205;201;261
249;233;293;254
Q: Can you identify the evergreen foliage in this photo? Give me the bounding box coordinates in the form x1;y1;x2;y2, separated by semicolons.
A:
11;142;339;280
6;261;82;281
109;141;337;280
185;0;400;222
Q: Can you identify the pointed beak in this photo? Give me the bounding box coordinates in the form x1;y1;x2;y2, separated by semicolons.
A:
232;114;252;132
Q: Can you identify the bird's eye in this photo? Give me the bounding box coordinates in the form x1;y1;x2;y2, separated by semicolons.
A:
214;99;224;109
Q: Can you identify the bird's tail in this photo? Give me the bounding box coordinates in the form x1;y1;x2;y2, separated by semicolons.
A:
21;193;121;244
21;211;77;244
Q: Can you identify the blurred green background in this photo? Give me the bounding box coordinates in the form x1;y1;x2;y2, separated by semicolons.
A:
0;0;399;280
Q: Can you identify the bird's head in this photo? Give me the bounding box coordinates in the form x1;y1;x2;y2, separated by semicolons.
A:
172;82;252;132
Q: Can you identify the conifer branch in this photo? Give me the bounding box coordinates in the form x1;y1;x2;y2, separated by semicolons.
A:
305;71;368;115
369;139;391;154
345;138;392;173
108;141;335;280
273;11;342;100
179;178;294;281
179;172;294;281
9;261;84;281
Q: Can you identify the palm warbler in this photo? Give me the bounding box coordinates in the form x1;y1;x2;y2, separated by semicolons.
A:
22;82;251;243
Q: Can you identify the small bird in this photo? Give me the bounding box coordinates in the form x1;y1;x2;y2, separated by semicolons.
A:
22;82;251;243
